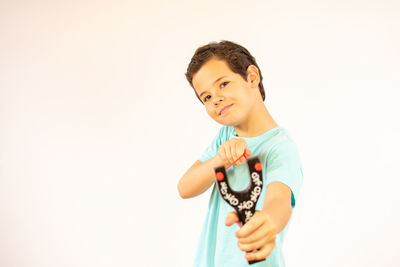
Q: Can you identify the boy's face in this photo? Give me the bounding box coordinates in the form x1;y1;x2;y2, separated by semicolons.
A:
192;58;260;126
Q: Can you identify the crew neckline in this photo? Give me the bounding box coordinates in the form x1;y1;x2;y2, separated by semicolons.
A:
233;125;282;142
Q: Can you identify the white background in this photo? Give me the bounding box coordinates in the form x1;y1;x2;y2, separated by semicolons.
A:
1;0;399;266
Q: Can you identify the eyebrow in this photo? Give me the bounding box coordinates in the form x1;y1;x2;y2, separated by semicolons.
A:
199;76;227;99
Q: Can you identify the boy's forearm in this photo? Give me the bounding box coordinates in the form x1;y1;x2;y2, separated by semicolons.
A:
261;182;293;233
178;156;224;199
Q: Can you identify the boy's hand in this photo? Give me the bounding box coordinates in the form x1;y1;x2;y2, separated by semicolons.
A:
225;210;277;262
216;138;252;166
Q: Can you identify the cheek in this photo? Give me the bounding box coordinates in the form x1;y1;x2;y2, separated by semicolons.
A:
205;105;215;117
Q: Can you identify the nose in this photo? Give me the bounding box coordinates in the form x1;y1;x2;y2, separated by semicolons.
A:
212;95;224;106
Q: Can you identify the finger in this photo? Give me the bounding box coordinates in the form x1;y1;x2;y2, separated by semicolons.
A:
235;142;247;165
245;239;276;262
222;145;232;165
238;226;277;251
236;212;264;238
237;212;276;244
241;148;249;164
238;223;277;244
228;143;237;165
238;149;251;165
217;146;225;165
238;229;275;251
245;148;252;158
234;141;243;164
236;154;246;165
225;211;239;226
238;222;277;245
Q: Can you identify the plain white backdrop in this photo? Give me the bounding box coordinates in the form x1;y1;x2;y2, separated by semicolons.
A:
1;0;399;266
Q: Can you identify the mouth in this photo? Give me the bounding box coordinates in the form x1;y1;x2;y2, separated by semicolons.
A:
218;104;233;116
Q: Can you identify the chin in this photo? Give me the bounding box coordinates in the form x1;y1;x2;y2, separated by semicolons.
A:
213;116;240;126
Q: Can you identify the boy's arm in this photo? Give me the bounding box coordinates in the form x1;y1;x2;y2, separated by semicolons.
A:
177;157;224;199
261;181;292;233
178;138;251;199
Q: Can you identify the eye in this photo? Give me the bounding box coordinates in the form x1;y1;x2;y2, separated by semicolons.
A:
220;81;229;88
203;95;211;103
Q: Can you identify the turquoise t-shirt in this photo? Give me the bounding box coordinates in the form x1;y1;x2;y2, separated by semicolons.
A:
194;125;304;267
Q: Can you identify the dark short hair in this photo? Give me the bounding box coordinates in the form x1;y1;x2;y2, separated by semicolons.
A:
185;40;265;103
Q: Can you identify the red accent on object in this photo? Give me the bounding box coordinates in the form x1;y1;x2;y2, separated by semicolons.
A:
255;162;262;171
216;172;224;181
225;151;248;170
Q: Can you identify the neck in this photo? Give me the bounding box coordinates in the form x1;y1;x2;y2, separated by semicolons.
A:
234;102;278;138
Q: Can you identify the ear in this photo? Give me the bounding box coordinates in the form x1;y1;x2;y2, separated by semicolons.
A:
246;65;260;89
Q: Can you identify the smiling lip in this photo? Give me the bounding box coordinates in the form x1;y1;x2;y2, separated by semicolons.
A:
219;104;233;116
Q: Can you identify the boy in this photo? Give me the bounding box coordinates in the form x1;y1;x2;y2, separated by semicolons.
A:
178;40;303;266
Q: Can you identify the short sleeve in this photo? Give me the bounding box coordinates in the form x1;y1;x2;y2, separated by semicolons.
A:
265;140;304;207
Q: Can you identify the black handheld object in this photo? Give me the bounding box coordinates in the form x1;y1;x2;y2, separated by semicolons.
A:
214;157;265;265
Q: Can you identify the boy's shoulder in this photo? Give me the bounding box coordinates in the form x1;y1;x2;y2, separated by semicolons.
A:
209;125;236;146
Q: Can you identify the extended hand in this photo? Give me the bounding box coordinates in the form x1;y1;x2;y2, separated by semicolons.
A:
225;210;277;262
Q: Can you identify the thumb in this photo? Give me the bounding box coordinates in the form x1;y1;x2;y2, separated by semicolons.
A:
244;149;252;158
225;211;240;226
